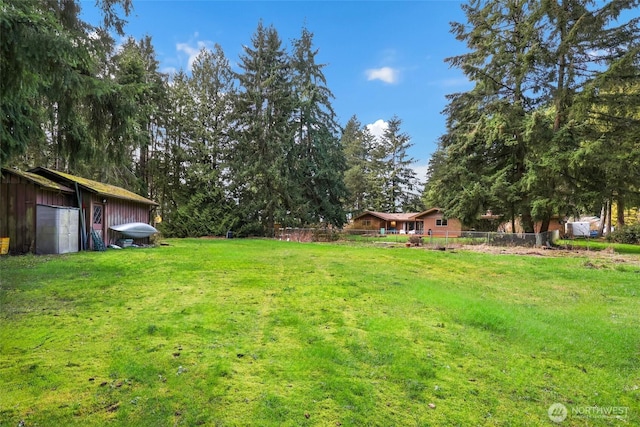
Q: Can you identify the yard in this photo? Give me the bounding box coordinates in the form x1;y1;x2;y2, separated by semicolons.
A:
1;239;639;426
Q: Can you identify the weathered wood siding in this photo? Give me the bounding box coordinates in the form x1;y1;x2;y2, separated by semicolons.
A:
104;196;153;246
0;174;74;254
78;194;152;247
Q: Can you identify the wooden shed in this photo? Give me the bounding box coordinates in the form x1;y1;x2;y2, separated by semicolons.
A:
30;167;158;250
1;168;76;254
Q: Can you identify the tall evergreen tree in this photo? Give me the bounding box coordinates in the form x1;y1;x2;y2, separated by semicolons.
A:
378;116;421;212
159;70;193;227
572;52;640;228
165;46;236;237
230;22;296;234
428;0;542;231
1;0;132;167
342;115;372;216
425;0;640;231
290;27;346;227
533;0;640;230
104;36;167;193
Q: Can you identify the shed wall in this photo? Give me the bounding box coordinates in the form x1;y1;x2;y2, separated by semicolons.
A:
1;174;73;254
63;192;154;249
107;200;153;245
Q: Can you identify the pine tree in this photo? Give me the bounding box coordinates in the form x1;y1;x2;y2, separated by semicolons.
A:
425;0;639;231
441;0;542;231
342;115;372;216
104;36;167;194
160;70;193;227
572;52;640;229
167;46;236;237
290;27;346;227
379;117;420;212
533;0;640;230
230;22;296;234
1;0;132;167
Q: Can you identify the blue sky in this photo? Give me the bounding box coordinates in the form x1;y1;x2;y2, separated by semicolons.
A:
81;1;471;177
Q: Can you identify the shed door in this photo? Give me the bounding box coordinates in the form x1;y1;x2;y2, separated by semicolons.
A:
92;203;105;244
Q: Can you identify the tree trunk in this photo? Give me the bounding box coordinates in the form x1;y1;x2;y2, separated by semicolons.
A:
598;203;606;236
605;199;612;236
521;210;535;233
539;216;550;233
617;196;625;227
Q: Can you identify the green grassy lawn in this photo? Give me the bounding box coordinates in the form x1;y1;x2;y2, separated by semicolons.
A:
1;239;639;426
557;238;640;255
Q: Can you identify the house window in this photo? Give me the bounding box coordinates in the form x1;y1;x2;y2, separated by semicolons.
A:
93;205;103;225
362;220;371;227
436;218;448;227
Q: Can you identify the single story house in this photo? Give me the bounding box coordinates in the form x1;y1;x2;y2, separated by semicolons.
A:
351;209;462;237
1;167;158;254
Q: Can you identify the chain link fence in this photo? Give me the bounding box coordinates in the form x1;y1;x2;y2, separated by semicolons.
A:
275;227;560;249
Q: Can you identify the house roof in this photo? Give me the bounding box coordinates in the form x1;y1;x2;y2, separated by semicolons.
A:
30;167;158;206
354;211;420;221
354;209;446;222
411;208;442;219
1;167;74;193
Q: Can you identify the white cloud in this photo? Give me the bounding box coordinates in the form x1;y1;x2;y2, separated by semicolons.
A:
366;67;399;84
176;36;214;71
412;163;430;180
366;119;388;141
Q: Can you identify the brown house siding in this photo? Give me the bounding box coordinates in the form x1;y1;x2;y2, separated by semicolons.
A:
28;170;156;250
353;213;386;231
413;211;463;237
500;218;565;233
420;217;463;237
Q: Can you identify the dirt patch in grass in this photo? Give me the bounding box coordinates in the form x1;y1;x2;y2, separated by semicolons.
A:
457;244;640;266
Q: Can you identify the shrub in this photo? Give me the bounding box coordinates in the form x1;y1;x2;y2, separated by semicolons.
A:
608;224;640;244
409;235;423;246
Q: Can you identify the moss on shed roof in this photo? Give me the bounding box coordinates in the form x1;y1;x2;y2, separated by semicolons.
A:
31;167;158;205
1;168;74;193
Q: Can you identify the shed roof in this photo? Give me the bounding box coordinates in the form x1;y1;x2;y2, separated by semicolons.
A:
30;167;158;206
1;167;74;193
